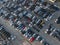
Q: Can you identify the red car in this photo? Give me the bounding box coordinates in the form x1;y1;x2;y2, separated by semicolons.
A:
29;37;35;42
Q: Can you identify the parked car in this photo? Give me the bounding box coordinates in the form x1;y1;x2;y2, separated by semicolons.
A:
23;29;34;39
29;4;36;11
9;19;14;26
43;41;49;45
49;5;59;11
29;33;38;42
30;17;39;26
17;24;26;31
33;34;39;39
43;12;53;21
45;27;55;35
32;26;40;32
2;13;11;20
0;24;3;30
52;32;60;41
21;30;26;34
34;6;41;13
23;10;28;16
56;29;60;35
45;24;55;34
36;19;45;29
36;36;44;43
55;17;60;24
9;15;16;20
45;29;51;34
0;8;3;17
24;13;32;21
29;37;35;42
37;8;47;16
50;28;56;36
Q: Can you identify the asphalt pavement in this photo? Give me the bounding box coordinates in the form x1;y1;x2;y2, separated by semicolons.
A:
0;0;60;45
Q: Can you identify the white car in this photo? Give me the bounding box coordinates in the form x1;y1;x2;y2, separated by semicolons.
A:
16;21;22;25
23;27;29;31
0;25;3;30
9;20;14;26
50;28;56;36
40;39;45;43
8;35;16;41
44;15;53;21
36;35;45;43
26;13;32;18
36;36;40;40
28;23;32;27
11;35;16;40
55;19;58;23
45;29;48;34
34;6;40;13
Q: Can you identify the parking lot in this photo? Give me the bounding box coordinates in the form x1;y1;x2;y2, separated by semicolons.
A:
0;0;60;45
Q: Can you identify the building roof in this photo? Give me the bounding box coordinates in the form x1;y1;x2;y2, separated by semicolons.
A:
49;0;56;3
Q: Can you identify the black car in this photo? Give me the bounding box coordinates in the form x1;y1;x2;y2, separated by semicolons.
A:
33;26;40;32
56;30;60;35
38;8;47;16
38;36;43;41
21;30;26;34
36;20;44;29
57;17;60;24
43;41;49;45
29;5;36;11
43;12;51;18
49;5;59;11
47;30;52;35
52;32;60;41
48;24;52;30
55;33;60;41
